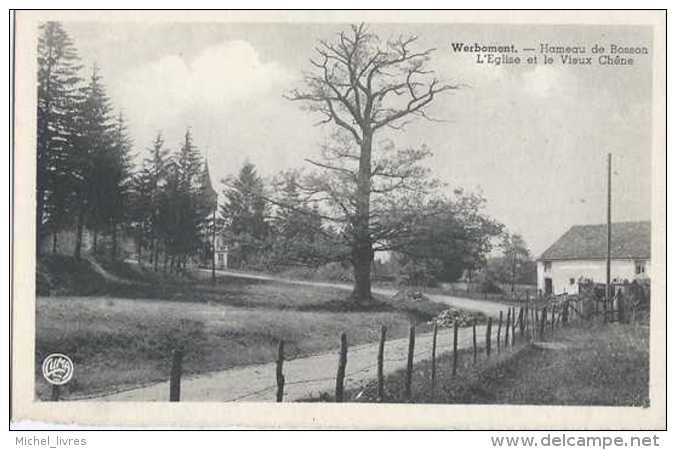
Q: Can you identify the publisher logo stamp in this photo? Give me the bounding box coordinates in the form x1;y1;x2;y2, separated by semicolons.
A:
42;353;74;385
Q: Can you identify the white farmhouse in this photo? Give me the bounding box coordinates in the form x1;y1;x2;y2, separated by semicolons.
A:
537;221;650;295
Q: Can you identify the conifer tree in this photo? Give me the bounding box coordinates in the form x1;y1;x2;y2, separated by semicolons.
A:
175;130;205;262
36;21;83;253
220;162;269;268
72;64;114;258
267;170;326;266
108;112;133;258
143;133;169;268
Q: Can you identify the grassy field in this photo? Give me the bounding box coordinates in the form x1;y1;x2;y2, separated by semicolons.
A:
340;319;649;406
35;256;450;399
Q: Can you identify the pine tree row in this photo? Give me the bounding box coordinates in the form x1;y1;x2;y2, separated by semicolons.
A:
37;22;216;272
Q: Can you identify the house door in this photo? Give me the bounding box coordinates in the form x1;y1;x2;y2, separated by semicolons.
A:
544;278;553;295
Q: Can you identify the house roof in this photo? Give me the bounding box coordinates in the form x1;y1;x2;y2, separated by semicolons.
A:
539;221;651;261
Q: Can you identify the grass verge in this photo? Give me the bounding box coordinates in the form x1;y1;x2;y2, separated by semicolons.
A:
35;255;452;400
332;320;649;406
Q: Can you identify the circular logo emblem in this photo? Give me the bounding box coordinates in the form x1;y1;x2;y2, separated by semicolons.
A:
42;353;74;385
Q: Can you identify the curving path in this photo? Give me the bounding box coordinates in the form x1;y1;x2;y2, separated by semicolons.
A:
91;269;513;402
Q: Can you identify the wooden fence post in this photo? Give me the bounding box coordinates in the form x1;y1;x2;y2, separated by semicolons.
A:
539;307;547;341
405;325;415;401
486;318;492;357
617;290;626;323
169;349;183;402
431;322;438;390
276;340;285;402
452;321;459;376
472;319;477;364
505;308;511;350
335;332;348;402
377;325;386;402
557;306;562;326
532;308;538;341
551;305;556;334
524;293;530;339
527;307;532;341
497;311;503;353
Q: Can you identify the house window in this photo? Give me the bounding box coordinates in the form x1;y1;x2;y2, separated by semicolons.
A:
569;278;575;285
218;253;224;263
544;262;552;272
635;260;646;275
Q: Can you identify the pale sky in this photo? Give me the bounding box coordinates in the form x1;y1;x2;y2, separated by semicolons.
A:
63;22;653;255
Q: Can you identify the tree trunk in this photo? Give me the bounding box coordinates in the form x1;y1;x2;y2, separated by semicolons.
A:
36;186;46;255
92;227;98;255
149;237;155;267
153;244;159;272
52;230;58;254
352;245;373;302
136;234;143;266
36;46;53;258
74;206;85;260
351;134;373;302
111;223;118;260
511;251;516;293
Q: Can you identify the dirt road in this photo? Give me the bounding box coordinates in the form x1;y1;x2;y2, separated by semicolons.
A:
96;323;488;402
199;268;513;318
92;269;514;402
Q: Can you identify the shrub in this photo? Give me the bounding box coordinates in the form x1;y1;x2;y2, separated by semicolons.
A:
397;258;440;288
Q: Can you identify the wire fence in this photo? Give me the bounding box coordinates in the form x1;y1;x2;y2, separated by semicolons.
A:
49;284;649;403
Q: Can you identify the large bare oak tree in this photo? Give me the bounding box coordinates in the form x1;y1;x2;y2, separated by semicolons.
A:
288;24;456;301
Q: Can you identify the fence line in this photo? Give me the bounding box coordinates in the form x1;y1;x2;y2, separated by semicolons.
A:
57;294;623;402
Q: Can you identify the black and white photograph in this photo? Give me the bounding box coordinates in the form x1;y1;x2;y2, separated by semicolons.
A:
10;9;666;429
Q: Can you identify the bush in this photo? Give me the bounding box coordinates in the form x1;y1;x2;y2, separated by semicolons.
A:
276;262;354;283
397;258;440;288
474;269;503;294
315;262;354;282
428;307;487;328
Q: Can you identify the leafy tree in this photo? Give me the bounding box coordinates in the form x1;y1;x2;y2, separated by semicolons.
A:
36;21;83;253
499;232;533;291
396;256;441;288
388;189;504;284
288;24;457;301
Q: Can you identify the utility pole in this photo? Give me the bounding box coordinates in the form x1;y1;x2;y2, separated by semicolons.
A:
605;153;612;321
